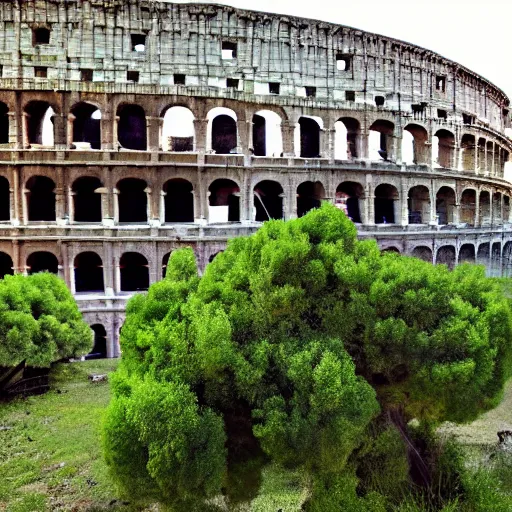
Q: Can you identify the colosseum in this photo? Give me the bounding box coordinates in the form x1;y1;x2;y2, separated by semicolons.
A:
0;0;511;357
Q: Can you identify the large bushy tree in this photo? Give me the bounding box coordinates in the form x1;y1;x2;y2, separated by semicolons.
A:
103;204;512;510
0;272;93;367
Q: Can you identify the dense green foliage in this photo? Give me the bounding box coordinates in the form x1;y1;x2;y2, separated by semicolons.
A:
0;273;92;367
103;204;512;510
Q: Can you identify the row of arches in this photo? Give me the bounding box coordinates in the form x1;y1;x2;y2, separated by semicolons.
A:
6;100;509;173
14;174;512;226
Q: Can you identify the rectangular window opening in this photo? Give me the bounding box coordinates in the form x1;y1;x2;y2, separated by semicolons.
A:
174;74;186;85
462;113;475;125
305;86;316;98
437;109;448;120
345;91;355;102
34;66;48;78
227;78;239;89
436;75;446;93
127;70;139;82
33;27;50;45
336;54;351;71
222;41;237;59
269;82;280;95
131;34;146;52
375;95;385;107
80;69;93;82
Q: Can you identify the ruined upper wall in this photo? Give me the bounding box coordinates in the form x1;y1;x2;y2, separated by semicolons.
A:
0;0;509;133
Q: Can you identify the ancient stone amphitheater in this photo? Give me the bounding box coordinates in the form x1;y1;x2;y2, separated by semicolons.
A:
0;0;511;357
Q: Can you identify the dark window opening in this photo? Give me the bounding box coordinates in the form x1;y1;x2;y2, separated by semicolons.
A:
211;115;237;154
162;252;171;278
411;104;425;114
87;325;107;359
436;76;446;93
436;186;456;225
117;104;147;150
25;101;53;145
117;178;147;223
33;27;50;45
297;181;325;217
336;54;351;71
27;252;58;275
35;67;47;78
503;109;509;118
437;109;447;120
305;86;316;98
164;179;194;222
408;185;430;224
254;180;283;221
74;252;104;293
174;74;186;85
120;252;149;292
71;102;101;149
336;182;363;223
80;69;93;82
73;177;102;222
209;179;240;222
131;34;146;52
269;82;280;95
127;70;139;83
252;114;266;156
0;176;9;221
222;41;237;59
0;252;13;279
374;184;398;224
26;176;56;221
0;102;8;144
227;78;239;89
299;117;320;158
0;65;3;78
436;246;456;270
345;91;355;102
462;113;475;125
375;95;385;107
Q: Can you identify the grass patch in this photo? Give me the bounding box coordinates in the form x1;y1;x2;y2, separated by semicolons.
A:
0;359;143;511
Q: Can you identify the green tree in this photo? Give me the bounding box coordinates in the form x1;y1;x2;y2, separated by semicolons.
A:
103;204;512;510
0;272;93;367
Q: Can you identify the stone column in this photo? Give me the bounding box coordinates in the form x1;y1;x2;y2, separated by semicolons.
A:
113;188;120;224
281;121;295;157
453;203;460;224
361;129;370;159
400;183;409;226
280;192;287;220
97;188;112;226
144;187;153;224
22;112;29;148
68;189;75;223
52;113;67;149
429;189;437;224
146;116;161;152
11;240;20;274
113;256;121;294
474;143;479;175
475;191;480;227
55;186;66;224
103;241;114;296
7;111;18;147
160;191;166;224
22;188;29;225
366;182;374;225
101;115;114;150
67;114;75;147
193;119;208;165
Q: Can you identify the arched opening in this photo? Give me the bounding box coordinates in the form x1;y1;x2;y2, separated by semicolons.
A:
334;118;360;159
402;124;428;164
117;104;147;150
117;178;147;223
72;177;102;223
335;182;363;222
493;192;503;224
369;120;394;160
0;176;10;221
0;252;13;278
252;110;283;157
88;324;107;359
479;191;491;226
436;246;456;270
207;108;238;154
486;141;494;173
500;149;509;177
162;106;195;152
71;103;101;149
411;246;432;262
374;184;399;224
27;251;58;274
74;252;104;293
461;134;476;171
120;252;149;292
459;244;475;264
209;179;240;222
503;242;512;277
162;252;171;278
297;181;325;217
26;176;56;221
25;101;54;146
408;185;430;224
460;189;476;226
477;243;490;268
382;247;400;254
164;179;194;223
436;187;456;225
0;102;8;144
491;242;502;277
433;129;455;168
298;117;321;158
478;138;486;173
254;180;284;221
504;196;510;222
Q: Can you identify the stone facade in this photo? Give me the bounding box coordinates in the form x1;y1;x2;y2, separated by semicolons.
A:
0;0;511;356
